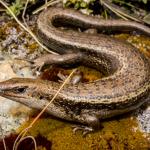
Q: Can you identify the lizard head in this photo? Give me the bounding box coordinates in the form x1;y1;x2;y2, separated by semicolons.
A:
0;78;56;109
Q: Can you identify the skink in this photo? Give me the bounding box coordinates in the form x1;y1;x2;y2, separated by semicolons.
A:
0;7;149;129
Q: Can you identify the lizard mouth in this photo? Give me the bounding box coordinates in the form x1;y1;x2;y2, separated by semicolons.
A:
0;90;27;100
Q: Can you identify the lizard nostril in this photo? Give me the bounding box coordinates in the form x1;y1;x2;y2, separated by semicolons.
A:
39;96;44;100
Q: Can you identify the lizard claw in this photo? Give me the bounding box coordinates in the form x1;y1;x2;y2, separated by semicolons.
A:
31;62;45;73
72;125;94;136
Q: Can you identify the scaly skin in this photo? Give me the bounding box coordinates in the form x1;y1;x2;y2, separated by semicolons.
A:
0;7;150;128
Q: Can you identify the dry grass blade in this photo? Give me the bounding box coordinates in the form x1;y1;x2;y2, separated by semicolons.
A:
45;0;48;9
13;127;31;150
13;68;77;150
22;0;30;28
33;0;61;14
0;0;58;54
14;136;37;150
100;0;128;20
100;0;142;22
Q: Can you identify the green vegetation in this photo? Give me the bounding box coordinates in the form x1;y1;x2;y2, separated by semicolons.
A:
5;0;149;16
7;0;24;16
7;0;36;16
139;0;148;4
63;0;96;14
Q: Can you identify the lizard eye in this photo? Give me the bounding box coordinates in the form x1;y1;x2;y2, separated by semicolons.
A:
14;86;28;93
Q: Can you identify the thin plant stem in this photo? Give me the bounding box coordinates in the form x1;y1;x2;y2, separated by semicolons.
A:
0;125;7;150
13;127;31;150
45;0;48;9
100;0;128;20
22;0;30;28
14;136;37;150
32;0;61;14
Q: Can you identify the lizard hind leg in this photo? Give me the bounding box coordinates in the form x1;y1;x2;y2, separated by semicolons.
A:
83;113;101;130
73;114;101;136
